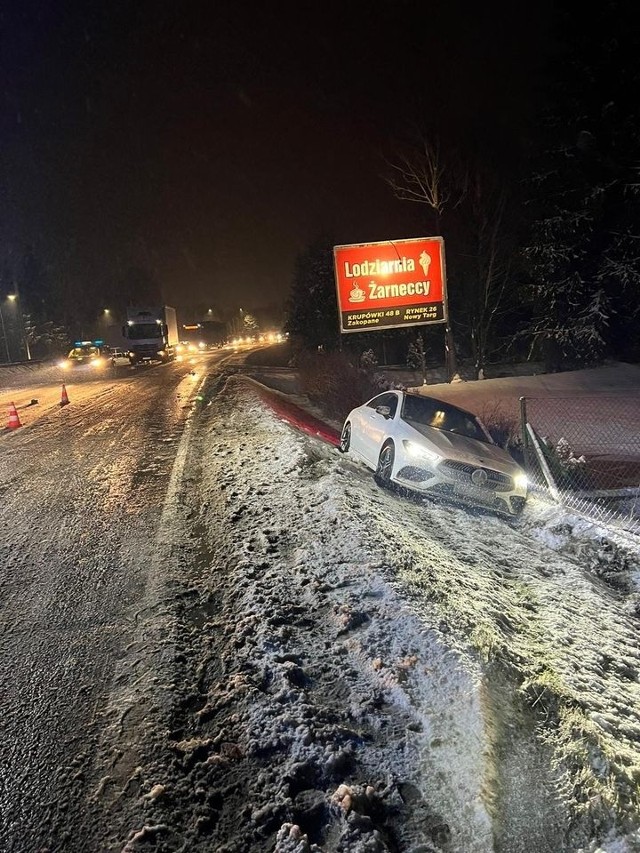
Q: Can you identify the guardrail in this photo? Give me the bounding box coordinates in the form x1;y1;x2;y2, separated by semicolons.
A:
520;395;640;536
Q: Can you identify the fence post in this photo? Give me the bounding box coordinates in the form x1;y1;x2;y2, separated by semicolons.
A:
526;423;562;502
519;396;529;467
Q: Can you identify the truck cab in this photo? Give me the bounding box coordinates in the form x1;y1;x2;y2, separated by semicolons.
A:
123;307;178;365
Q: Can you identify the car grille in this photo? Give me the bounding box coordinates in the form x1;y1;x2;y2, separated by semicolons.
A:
397;466;436;483
439;460;514;492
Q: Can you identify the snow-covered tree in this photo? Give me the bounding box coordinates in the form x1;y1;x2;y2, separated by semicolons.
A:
520;2;640;367
406;333;428;383
242;312;259;333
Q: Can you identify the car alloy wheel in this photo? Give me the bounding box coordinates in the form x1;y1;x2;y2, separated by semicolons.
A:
339;423;351;453
374;441;395;488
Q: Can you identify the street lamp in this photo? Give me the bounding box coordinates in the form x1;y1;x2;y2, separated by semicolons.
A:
7;292;32;361
0;302;11;363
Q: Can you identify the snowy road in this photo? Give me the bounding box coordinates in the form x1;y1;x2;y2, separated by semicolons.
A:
0;354;216;850
1;360;639;852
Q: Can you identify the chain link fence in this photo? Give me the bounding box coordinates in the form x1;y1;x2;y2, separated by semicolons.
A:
520;395;640;536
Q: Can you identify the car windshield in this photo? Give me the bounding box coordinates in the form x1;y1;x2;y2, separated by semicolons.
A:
68;347;99;358
128;323;163;338
401;394;491;444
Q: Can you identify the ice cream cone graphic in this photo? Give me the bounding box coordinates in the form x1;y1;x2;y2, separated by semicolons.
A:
419;251;431;276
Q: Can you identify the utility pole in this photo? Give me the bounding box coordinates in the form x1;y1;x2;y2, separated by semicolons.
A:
0;304;11;362
9;282;32;361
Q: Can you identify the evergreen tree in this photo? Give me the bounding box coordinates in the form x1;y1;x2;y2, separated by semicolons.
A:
520;2;640;366
243;312;259;333
284;235;340;351
407;332;429;383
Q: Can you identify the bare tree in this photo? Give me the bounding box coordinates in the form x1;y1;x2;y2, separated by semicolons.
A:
385;134;462;381
386;132;518;379
385;136;452;217
464;173;515;378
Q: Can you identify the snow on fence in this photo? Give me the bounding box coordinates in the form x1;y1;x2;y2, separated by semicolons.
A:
520;395;640;537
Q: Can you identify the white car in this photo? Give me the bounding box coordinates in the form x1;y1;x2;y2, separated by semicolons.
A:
109;347;131;367
339;390;528;517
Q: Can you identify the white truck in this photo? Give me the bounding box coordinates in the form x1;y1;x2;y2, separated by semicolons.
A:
123;306;179;365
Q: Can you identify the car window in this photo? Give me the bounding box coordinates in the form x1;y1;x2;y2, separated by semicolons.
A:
68;346;99;358
401;395;491;443
366;392;398;417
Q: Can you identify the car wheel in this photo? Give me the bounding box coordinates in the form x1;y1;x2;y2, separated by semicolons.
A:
374;441;395;488
339;422;351;453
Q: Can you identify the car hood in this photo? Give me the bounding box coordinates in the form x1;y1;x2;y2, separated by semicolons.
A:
408;423;520;473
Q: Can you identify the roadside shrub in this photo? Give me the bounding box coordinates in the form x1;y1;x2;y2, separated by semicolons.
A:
296;348;390;421
477;401;524;460
541;435;591;490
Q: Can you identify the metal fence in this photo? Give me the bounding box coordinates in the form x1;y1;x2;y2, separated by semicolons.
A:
520;395;640;537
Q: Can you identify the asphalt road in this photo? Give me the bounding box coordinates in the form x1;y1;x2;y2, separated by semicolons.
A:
0;353;221;850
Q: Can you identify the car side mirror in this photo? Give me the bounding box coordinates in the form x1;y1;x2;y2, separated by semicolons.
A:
376;405;392;419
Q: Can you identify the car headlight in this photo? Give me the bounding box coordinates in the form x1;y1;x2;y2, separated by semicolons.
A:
58;360;69;369
514;473;528;490
402;440;441;463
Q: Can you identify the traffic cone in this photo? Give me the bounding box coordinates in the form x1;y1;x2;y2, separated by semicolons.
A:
7;402;22;429
60;384;70;407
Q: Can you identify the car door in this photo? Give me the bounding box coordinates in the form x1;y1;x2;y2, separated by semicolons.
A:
358;392;399;465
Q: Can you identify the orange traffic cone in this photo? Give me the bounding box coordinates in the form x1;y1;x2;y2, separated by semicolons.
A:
60;384;70;407
7;402;22;429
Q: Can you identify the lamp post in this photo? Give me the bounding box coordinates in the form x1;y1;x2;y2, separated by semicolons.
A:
7;293;32;361
0;302;11;363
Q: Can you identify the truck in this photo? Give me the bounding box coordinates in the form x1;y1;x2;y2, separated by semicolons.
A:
123;306;179;365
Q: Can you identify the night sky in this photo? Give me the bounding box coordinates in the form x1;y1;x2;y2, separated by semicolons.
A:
1;1;553;321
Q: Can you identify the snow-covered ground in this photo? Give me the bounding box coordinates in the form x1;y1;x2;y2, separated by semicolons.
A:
81;365;640;853
2;357;640;851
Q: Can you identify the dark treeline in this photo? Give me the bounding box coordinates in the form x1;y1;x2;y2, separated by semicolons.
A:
286;2;640;375
2;2;639;370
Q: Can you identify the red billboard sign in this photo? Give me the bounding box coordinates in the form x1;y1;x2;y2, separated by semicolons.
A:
333;236;448;333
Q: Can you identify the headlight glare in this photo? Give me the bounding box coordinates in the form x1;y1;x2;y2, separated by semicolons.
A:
514;473;528;490
403;440;440;463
